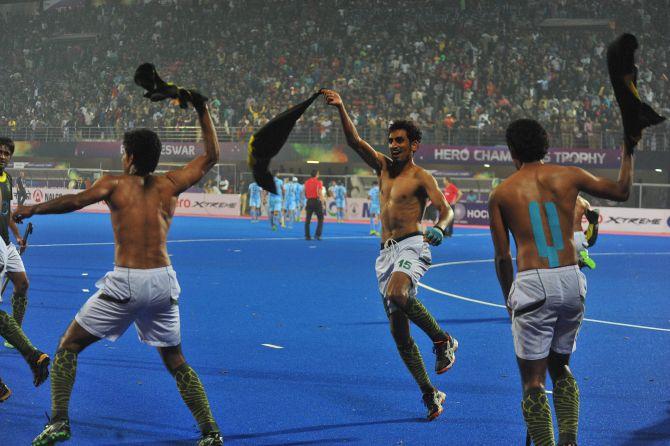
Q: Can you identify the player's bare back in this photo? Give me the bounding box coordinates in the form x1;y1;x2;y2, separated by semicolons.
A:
492;163;581;272
105;174;180;269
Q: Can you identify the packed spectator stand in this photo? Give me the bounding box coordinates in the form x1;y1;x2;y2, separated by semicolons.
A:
0;0;668;149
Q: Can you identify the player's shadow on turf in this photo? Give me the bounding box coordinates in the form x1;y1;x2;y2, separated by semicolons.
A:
619;402;670;445
225;417;421;441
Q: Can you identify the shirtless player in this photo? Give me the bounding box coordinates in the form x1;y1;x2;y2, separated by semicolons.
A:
15;95;224;446
573;195;599;270
489;118;634;446
323;89;458;420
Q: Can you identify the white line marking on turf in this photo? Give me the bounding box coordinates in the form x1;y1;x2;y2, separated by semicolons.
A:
261;344;284;349
26;232;490;248
82;289;90;292
422;252;670;333
431;252;670;269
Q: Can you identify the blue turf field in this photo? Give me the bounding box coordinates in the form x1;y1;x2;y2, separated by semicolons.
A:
0;213;669;445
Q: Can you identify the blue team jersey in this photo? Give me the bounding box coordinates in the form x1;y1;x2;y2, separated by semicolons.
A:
335;185;346;201
285;182;297;204
294;183;303;204
248;182;262;202
270;178;283;201
368;186;380;207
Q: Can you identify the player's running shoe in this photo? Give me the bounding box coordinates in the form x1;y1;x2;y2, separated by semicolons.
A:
32;419;71;446
29;350;50;387
579;251;596;269
0;379;11;403
433;336;458;374
198;431;224;446
422;389;446;421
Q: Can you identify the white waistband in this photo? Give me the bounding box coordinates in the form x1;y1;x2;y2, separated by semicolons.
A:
113;265;174;274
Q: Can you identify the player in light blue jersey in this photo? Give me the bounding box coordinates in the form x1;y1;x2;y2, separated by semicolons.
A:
281;177;293;228
284;177;299;229
248;182;262;223
368;181;381;236
268;173;284;230
294;179;304;222
334;182;347;222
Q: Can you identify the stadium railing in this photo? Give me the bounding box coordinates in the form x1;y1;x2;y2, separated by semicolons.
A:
2;126;668;150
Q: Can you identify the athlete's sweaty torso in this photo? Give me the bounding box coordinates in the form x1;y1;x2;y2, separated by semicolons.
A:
107;174;177;269
494;163;580;272
379;162;428;243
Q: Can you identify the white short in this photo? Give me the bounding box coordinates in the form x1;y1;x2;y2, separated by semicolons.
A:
75;266;182;347
509;265;586;360
375;233;431;316
0;241;7;277
5;243;26;273
573;231;588;254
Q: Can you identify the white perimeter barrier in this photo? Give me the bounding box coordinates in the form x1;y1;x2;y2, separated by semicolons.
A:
21;187;241;218
596;207;670;235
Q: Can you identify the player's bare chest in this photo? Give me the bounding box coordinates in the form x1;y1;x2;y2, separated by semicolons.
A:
380;176;422;203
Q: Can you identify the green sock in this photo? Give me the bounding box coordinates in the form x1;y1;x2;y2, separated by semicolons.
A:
51;349;78;422
553;375;580;445
522;387;555;446
396;338;433;394
11;294;28;326
401;298;446;342
0;309;34;357
171;363;219;435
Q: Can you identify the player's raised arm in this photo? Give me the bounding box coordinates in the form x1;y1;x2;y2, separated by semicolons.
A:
570;144;633;202
322;89;386;174
13;175;118;222
488;189;513;311
421;170;453;246
166;102;220;194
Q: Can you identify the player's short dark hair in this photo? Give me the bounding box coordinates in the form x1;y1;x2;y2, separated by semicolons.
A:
123;129;161;175
505;119;548;163
310;169;319;177
388;120;422;144
0;137;15;155
372;181;378;185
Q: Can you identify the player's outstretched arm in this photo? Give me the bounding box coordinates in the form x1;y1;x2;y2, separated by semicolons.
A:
8;208;25;249
488;189;513;313
322;89;386;174
13;175;117;222
166;105;220;194
421;170;453;246
571;145;633;202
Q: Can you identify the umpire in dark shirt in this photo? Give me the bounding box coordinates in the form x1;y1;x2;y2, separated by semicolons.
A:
304;170;325;240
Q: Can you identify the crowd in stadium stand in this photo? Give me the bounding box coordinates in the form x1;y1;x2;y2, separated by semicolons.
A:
0;0;667;146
